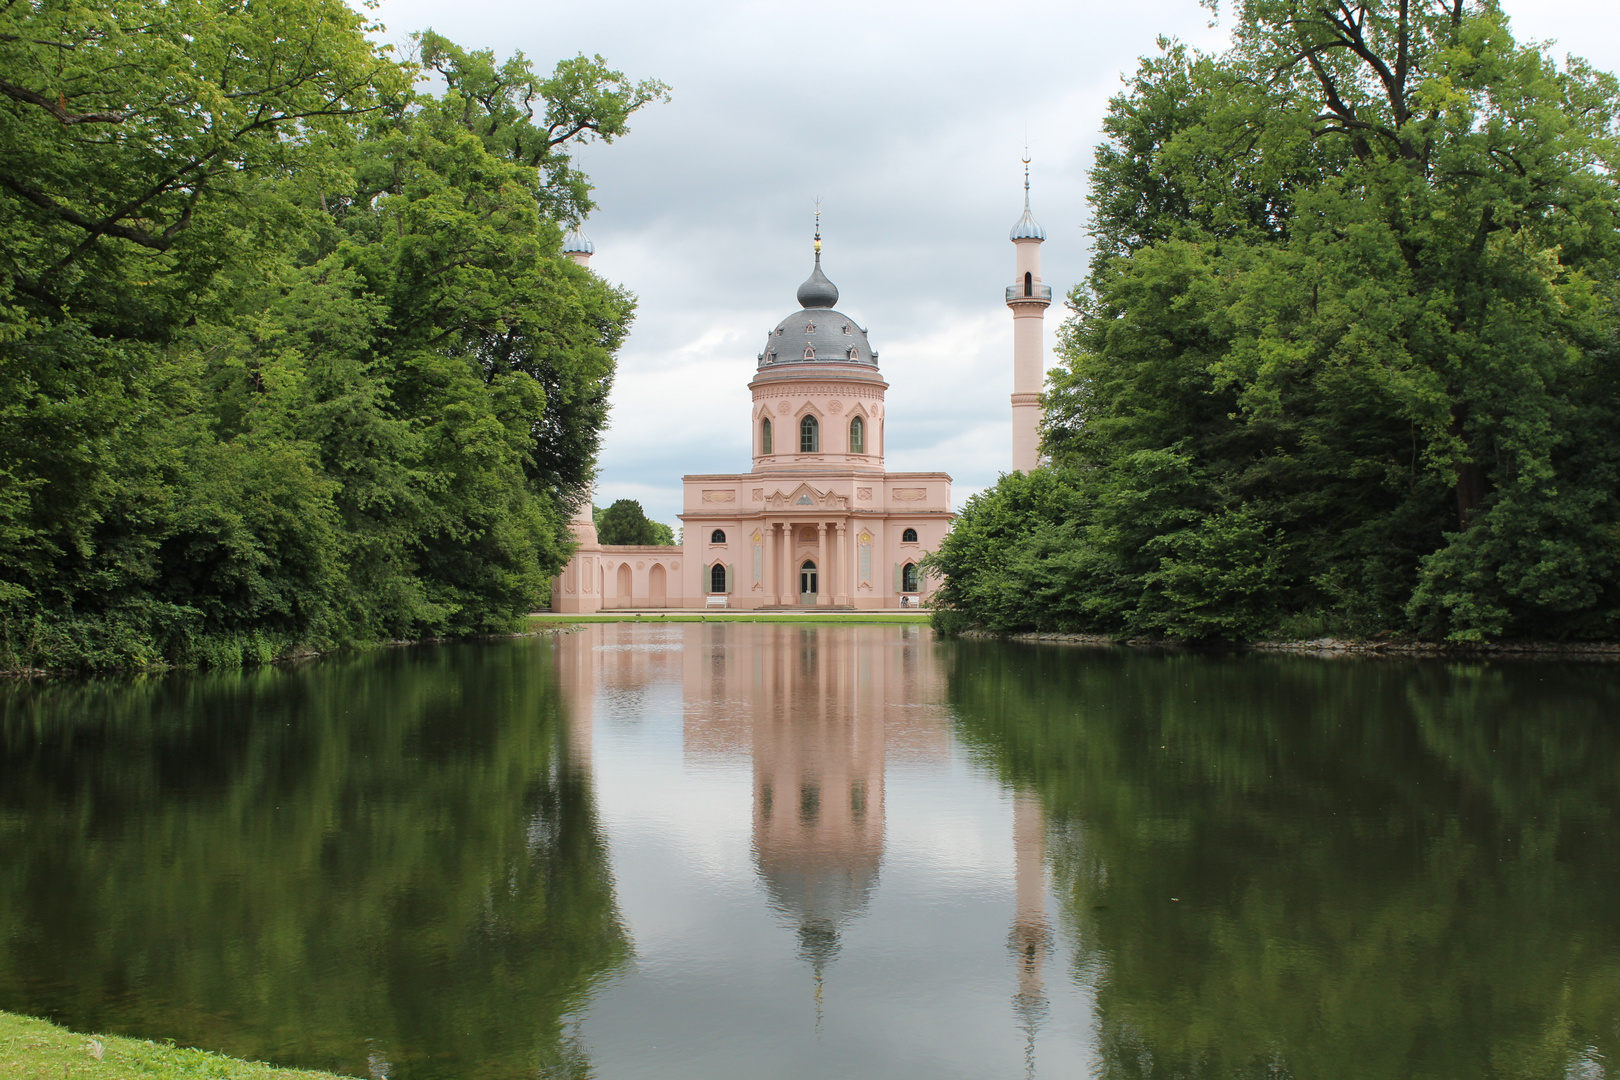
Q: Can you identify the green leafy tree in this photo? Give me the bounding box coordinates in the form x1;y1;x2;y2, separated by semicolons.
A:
0;0;663;668
931;2;1620;643
595;499;660;545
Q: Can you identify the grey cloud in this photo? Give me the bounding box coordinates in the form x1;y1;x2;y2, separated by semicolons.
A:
374;0;1619;527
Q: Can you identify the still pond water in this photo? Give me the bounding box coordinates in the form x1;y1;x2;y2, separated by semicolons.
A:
2;623;1618;1079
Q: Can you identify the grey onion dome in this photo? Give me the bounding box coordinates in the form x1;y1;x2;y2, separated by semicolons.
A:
562;229;594;255
757;308;879;369
796;254;839;308
756;218;880;369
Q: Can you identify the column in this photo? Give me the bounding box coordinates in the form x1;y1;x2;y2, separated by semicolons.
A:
816;522;828;605
834;521;849;605
763;521;775;607
780;521;792;604
850;520;859;605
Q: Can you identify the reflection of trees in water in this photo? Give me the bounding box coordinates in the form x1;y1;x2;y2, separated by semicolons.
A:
947;644;1620;1079
0;641;628;1080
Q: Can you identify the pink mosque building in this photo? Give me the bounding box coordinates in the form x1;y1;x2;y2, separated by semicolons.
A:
550;177;1049;611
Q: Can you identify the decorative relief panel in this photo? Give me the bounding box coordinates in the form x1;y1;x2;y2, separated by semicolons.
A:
827;400;843;414
751;488;764;501
635;561;645;570
751;530;763;586
892;487;927;501
856;487;873;501
701;489;736;503
858;530;873;584
777;401;790;414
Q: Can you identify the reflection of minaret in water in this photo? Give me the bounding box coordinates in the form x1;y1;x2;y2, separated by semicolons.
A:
1009;791;1051;1079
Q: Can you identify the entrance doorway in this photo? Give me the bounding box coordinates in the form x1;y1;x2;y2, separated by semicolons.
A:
799;560;818;605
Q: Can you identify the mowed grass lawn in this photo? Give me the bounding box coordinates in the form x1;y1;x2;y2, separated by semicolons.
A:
0;1013;350;1080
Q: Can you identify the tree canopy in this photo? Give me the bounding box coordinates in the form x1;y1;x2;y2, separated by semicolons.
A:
0;0;666;669
594;499;672;546
929;0;1620;643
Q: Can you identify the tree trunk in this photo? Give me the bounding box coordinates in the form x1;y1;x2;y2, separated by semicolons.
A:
1450;404;1485;529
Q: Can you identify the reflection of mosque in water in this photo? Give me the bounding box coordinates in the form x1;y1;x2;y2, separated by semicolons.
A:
553;623;1050;1056
681;623;946;978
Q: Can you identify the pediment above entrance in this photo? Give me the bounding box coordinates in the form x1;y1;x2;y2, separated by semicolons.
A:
763;483;849;511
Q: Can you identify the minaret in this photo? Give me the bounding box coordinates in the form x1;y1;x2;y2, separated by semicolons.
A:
1006;161;1050;473
562;228;594;267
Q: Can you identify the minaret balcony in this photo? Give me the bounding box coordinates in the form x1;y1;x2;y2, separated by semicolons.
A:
1005;283;1053;303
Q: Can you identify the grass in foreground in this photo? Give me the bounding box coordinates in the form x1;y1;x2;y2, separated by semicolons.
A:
0;1012;349;1080
530;611;931;625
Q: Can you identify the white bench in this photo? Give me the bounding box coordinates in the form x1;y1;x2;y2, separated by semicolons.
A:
704;596;729;609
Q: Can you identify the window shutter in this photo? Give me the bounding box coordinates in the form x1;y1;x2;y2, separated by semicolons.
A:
725;563;734;594
894;564;902;593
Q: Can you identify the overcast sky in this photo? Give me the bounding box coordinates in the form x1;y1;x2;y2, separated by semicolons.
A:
370;0;1620;530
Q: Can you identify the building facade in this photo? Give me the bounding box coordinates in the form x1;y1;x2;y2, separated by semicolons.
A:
675;224;951;609
550;171;1049;612
551;222;953;611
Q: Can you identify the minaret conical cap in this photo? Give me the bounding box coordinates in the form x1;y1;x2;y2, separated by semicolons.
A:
1009;160;1046;242
797;212;839;308
562;228;594;255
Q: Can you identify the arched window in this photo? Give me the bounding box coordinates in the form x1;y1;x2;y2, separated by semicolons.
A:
849;415;864;454
846;346;859;361
800;414;819;452
710;529;726;544
803;345;816;360
901;527;918;543
710;562;727;593
1024;271;1033;297
761;417;773;454
902;562;919;592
